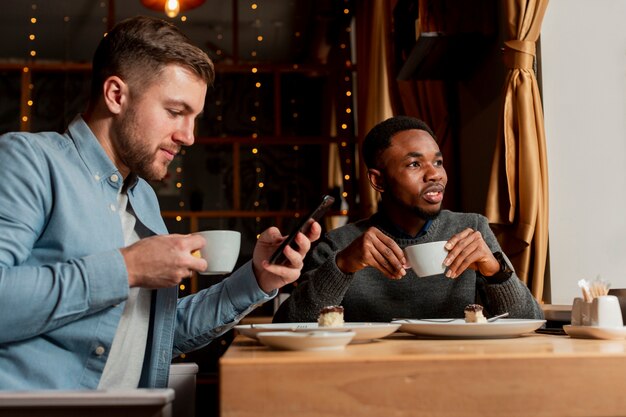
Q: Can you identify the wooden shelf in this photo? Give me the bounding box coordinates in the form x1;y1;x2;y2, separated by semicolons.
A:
194;135;355;145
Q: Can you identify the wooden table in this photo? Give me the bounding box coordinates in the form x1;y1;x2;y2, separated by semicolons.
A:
220;332;626;417
0;389;174;417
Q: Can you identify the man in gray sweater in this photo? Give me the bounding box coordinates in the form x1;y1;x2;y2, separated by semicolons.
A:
274;116;543;323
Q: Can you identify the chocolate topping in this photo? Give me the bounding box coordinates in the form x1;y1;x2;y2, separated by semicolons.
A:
319;305;344;314
464;304;484;313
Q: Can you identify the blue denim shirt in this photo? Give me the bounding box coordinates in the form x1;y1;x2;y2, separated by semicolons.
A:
0;116;274;389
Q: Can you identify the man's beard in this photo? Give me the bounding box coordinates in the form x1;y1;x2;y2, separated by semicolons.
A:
387;191;442;221
409;204;441;221
113;108;167;181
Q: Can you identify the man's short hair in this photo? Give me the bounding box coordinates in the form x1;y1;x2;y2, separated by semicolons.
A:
362;115;436;169
90;15;214;101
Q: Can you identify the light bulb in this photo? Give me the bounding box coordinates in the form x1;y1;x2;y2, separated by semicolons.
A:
164;0;180;18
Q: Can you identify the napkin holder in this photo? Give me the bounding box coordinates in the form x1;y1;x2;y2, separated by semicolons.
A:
571;295;623;327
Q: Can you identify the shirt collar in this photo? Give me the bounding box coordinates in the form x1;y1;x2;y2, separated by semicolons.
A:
373;211;433;239
67;115;118;182
68;115;138;190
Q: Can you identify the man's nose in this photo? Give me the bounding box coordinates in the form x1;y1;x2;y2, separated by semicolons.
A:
173;118;195;146
424;164;442;181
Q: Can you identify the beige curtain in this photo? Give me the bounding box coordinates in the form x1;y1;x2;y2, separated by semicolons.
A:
354;0;394;218
383;0;498;213
486;0;549;301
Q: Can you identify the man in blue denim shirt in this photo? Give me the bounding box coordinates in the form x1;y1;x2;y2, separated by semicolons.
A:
0;16;320;389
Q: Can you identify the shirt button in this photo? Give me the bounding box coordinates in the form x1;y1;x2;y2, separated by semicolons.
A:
94;175;100;181
110;204;116;212
94;346;106;356
110;174;119;183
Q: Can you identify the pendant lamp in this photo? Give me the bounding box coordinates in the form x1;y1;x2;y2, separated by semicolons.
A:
141;0;206;18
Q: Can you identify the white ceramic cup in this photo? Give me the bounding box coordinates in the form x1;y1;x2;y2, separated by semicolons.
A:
195;230;241;275
403;241;448;277
591;295;624;327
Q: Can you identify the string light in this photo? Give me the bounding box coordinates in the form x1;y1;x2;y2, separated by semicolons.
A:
21;3;39;132
249;1;265;232
28;5;37;58
332;4;356;210
100;2;107;34
176;149;185;210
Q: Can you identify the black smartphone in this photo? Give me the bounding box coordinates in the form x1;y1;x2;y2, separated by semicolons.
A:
268;195;335;265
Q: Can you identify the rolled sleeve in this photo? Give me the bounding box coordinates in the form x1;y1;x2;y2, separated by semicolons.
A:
173;261;276;354
83;249;129;309
224;261;277;312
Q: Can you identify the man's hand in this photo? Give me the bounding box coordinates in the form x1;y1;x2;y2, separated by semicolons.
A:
121;234;207;288
443;228;500;278
336;227;406;280
252;222;322;293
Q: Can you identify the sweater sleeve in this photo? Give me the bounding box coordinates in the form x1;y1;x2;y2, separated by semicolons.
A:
273;236;354;323
475;214;544;320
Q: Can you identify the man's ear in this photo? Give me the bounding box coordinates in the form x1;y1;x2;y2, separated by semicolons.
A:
367;168;385;193
102;76;128;115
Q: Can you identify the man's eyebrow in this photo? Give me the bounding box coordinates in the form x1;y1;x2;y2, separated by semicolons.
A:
405;151;443;158
165;99;196;114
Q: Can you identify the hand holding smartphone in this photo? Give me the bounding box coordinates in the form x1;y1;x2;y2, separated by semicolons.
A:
268;195;335;265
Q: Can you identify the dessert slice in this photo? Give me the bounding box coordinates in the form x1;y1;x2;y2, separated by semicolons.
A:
318;305;345;327
464;304;487;323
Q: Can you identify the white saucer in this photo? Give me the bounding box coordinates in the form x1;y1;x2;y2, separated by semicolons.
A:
256;331;356;351
235;322;399;342
392;319;545;339
563;325;626;340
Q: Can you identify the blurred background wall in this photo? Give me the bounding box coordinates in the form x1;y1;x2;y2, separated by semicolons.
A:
542;0;626;303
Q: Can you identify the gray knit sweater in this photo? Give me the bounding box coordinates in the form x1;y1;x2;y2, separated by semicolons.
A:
273;210;543;323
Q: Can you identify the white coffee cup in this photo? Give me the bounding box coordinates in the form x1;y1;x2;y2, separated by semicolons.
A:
403;241;448;277
591;295;624;327
195;230;241;275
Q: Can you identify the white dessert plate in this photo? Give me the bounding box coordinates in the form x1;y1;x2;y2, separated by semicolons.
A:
391;318;546;339
234;322;400;342
563;325;626;340
256;331;356;351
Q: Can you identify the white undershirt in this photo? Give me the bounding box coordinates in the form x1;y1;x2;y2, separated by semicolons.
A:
98;190;152;389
